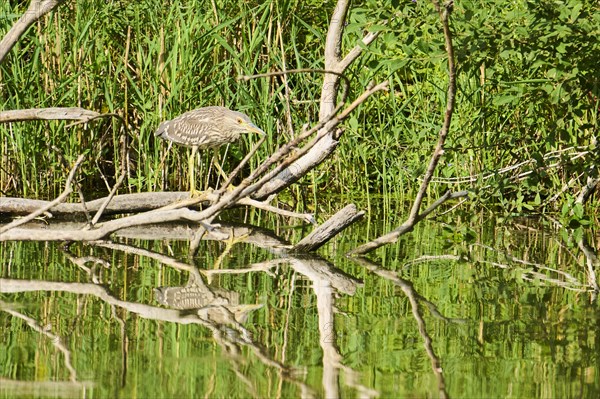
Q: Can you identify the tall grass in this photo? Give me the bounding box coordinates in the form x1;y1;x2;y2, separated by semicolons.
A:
1;0;325;197
1;0;597;217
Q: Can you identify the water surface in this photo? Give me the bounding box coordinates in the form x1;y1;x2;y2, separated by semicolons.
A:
1;215;598;398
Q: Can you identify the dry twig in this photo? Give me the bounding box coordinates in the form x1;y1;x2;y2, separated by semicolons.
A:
0;154;85;235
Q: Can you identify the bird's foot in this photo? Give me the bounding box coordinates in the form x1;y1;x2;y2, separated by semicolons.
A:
214;184;238;197
189;187;214;199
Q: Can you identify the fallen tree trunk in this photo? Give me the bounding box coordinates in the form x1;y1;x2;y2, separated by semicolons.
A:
0;192;190;217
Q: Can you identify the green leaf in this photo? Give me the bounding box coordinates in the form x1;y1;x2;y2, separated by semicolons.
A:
492;95;518;106
368;24;388;32
573;203;584;219
570;3;583;22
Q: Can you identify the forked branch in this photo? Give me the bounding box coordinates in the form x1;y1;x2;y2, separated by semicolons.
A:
349;0;461;256
247;0;385;199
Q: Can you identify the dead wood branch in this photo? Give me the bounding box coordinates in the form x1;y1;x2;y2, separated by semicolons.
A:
241;0;384;199
250;81;388;199
577;236;599;301
0;192;190;217
0;190;315;226
348;1;460;256
0;1;66;64
222;136;266;191
0;154;84;235
89;171;127;226
0;195;314;242
321;0;350;119
0;107;100;123
293;204;364;252
237;197;316;225
407;1;456;225
348;190;468;255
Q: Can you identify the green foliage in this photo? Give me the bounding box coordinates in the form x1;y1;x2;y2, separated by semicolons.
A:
449;0;599;214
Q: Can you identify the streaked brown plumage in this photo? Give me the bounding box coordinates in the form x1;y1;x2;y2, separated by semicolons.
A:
155;106;264;149
155;106;265;193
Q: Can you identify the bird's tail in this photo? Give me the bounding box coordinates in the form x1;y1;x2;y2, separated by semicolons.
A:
154;120;170;138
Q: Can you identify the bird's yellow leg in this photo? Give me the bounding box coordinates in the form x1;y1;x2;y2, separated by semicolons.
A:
205;149;214;189
210;148;229;183
208;148;230;191
189;146;201;196
213;160;229;182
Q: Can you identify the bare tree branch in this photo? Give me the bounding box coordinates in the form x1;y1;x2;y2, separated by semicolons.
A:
0;107;101;123
0;1;66;64
320;0;350;119
338;30;381;73
242;0;384;199
251;82;388;199
0;154;85;235
89;170;127;227
347;190;467;256
407;1;456;224
293;204;364;252
348;1;460;256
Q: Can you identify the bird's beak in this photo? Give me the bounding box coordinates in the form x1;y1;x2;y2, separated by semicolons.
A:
243;122;266;136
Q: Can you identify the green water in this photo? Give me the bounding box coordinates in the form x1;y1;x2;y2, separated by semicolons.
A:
0;217;598;398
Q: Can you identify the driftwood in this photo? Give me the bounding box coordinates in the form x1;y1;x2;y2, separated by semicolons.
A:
0;198;362;253
0;192;195;217
0;107;101;123
293;204;364;252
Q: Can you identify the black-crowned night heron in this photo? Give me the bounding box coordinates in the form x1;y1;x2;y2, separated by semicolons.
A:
155;106;265;193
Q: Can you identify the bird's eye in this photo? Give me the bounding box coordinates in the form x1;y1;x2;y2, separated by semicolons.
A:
237;118;244;124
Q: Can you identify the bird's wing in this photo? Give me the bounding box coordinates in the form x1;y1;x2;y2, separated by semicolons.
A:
157;115;225;148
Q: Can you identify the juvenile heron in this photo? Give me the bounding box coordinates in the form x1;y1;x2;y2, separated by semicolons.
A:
155;106;265;193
